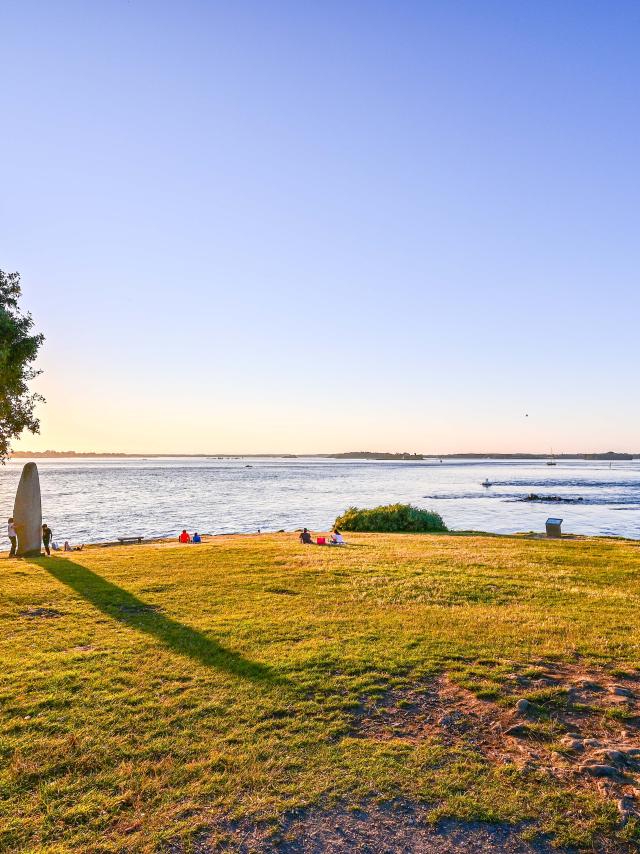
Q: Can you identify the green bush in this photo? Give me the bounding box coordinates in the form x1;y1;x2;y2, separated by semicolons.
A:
334;503;447;533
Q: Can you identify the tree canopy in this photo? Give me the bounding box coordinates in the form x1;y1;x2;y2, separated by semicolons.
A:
0;270;44;461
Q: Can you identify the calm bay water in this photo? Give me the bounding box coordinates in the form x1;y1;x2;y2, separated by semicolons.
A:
1;457;639;545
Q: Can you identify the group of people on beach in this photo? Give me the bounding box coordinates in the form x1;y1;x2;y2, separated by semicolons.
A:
178;530;202;543
299;528;345;546
6;518;83;556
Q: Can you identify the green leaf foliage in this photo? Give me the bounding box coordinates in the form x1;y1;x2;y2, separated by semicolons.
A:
0;269;44;461
335;503;447;533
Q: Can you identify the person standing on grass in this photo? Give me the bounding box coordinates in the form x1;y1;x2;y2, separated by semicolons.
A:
7;518;17;557
42;523;52;556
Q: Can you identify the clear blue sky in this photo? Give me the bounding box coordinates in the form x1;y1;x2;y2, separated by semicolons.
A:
2;1;638;453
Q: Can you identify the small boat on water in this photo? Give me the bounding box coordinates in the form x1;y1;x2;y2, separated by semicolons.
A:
546;448;557;466
482;479;492;487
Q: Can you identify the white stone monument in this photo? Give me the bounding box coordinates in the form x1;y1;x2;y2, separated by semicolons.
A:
13;462;43;556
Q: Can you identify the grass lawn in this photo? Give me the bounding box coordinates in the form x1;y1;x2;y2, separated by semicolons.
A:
1;532;640;852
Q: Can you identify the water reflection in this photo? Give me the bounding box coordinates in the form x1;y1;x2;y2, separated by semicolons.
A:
2;457;639;542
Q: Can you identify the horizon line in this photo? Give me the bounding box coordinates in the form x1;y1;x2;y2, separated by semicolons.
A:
8;449;638;459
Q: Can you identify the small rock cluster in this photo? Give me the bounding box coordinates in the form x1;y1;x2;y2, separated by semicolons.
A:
504;675;640;824
353;662;640;828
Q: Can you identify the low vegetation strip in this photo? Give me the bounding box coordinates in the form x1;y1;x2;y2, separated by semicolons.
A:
334;503;447;532
1;532;639;852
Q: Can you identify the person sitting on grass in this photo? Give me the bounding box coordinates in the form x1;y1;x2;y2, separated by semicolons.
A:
178;530;191;543
329;529;345;545
192;532;202;543
63;541;84;552
299;528;313;544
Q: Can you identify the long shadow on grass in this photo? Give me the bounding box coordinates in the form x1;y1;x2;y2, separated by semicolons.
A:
31;556;283;684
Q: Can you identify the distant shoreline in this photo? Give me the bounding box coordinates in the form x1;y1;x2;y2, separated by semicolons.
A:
8;450;637;460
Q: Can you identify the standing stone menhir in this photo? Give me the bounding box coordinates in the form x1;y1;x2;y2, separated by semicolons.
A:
13;462;43;556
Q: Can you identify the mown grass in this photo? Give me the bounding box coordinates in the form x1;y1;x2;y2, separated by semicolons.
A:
1;532;639;852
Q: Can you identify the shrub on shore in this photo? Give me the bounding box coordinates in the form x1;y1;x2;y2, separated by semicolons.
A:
334;503;447;533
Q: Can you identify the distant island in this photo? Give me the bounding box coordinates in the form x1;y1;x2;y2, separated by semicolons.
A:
319;451;636;461
9;449;636;460
327;451;424;460
8;451;298;459
419;451;635;461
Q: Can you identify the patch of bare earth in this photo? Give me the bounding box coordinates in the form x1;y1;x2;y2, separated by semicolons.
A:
352;663;640;829
171;804;557;853
19;606;64;618
217;803;556;853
